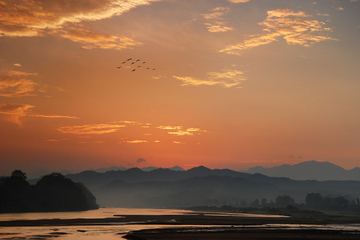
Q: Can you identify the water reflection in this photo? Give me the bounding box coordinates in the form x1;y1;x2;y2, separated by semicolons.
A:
1;208;360;239
0;208;193;221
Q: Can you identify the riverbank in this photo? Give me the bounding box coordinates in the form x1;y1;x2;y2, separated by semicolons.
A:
2;210;360;239
123;227;360;240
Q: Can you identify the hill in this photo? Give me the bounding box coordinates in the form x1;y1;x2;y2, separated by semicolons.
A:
0;170;99;213
246;160;360;181
66;166;360;209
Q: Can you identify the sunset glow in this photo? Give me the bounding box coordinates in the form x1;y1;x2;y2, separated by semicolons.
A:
1;0;359;176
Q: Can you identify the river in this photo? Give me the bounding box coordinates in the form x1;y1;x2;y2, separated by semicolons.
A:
1;208;360;239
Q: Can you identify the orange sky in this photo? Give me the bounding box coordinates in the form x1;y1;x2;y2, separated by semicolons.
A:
1;0;360;176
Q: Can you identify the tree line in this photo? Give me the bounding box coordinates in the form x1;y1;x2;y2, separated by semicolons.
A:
0;170;99;213
249;193;360;212
189;193;360;214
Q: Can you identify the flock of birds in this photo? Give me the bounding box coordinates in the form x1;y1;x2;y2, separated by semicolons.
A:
117;58;155;72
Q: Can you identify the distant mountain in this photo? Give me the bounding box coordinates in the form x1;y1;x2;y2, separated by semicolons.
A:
66;165;360;208
246;160;360;181
142;166;185;171
92;166;127;173
66;166;254;189
168;165;185;171
28;169;72;180
92;165;186;173
141;166;158;172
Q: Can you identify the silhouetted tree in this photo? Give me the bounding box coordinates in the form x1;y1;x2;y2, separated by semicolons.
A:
275;195;295;208
34;173;98;211
261;198;267;207
0;171;98;213
0;170;31;212
250;199;260;207
306;193;323;209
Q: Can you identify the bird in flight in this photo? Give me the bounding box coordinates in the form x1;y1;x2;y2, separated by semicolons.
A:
117;57;156;72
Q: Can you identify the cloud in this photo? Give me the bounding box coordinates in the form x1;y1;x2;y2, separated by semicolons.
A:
0;74;38;97
58;27;142;50
14;63;22;67
28;114;79;119
173;69;246;88
228;0;250;3
202;7;229;20
205;22;233;33
58;122;127;135
125;140;147;143
0;0;160;37
0;103;79;125
220;32;281;54
157;126;182;130
158;125;208;136
136;158;147;163
220;9;337;55
203;7;233;33
7;71;38;77
0;103;34;125
58;120;209;146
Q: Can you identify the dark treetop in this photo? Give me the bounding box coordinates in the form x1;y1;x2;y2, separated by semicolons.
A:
0;170;99;213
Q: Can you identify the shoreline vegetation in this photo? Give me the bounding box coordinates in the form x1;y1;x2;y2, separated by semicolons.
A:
0;170;99;213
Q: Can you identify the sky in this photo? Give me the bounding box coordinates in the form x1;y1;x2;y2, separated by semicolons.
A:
1;0;360;177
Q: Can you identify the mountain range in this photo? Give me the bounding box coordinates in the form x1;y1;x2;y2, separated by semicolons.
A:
65;163;360;208
28;165;185;179
245;160;360;181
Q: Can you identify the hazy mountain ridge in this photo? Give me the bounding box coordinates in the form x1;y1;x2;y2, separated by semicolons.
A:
246;160;360;181
28;166;185;179
65;164;360;208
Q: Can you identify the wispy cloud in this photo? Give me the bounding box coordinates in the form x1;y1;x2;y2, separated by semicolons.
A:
0;103;34;125
205;22;233;33
203;7;233;33
228;0;250;3
157;126;182;130
220;9;337;55
0;0;160;38
57;121;209;145
0;74;38;97
58;28;142;50
203;7;229;20
158;125;208;136
58;122;127;135
173;69;246;88
0;103;79;125
124;140;147;144
7;71;38;77
28;114;79;119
